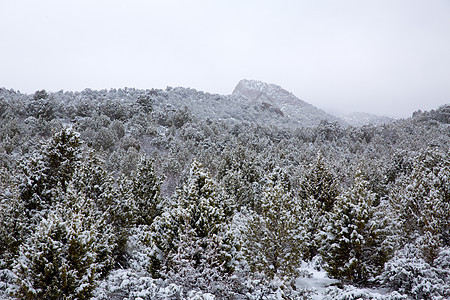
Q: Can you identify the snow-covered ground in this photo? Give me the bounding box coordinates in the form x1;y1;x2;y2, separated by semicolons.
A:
294;260;406;300
296;263;338;298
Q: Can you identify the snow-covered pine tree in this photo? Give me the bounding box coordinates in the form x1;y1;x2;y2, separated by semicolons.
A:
320;172;391;284
216;146;262;211
41;126;82;192
0;166;25;269
147;160;238;294
18;127;82;222
389;147;450;263
128;155;164;226
297;196;323;262
297;152;340;261
72;147;110;203
70;147;131;266
378;243;450;299
14;185;115;299
298;152;339;212
100;155;164;267
244;167;303;280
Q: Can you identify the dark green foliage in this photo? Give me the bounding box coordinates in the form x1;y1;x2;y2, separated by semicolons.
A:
389;147;450;263
128;156;163;226
172;106;193;129
137;93;155;113
384;150;413;184
320;174;392;283
244;168;303;279
44;127;82;190
98;99;130;121
19;127;82;214
27;90;55;121
298;196;324;262
15;188;115;300
148;160;238;289
33;90;49;100
72;149;110;202
93;127;116;151
0;167;26;268
298;153;340;260
298;152;339;212
216;146;262;211
412;104;450;124
0;97;9;118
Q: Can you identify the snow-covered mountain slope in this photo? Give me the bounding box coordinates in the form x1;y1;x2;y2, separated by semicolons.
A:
232;79;346;126
342;112;396;127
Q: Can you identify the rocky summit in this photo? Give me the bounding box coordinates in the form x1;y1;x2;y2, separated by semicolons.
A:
232;79;345;126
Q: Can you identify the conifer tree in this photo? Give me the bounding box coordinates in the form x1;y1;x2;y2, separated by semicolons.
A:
128;156;164;226
297;196;323;261
297;153;340;260
42;127;82;191
72;148;110;202
0;167;25;269
148;160;237;292
320;173;391;283
298;152;339;212
71;148;130;266
244;167;303;280
389;147;450;263
14;186;115;299
217;146;262;211
18;127;82;218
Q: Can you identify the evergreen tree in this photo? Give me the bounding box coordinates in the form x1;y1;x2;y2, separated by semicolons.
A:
14;186;115;299
297;196;324;261
298;152;339;212
128;155;164;226
42;127;82;191
18;127;82;218
244;167;303;280
0;167;25;269
389;147;450;263
147;160;238;293
320;173;391;283
297;153;340;260
72;148;110;204
216;146;262;211
71;147;131;267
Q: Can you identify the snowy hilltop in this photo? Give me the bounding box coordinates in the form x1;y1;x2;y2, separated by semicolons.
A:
233;79;345;126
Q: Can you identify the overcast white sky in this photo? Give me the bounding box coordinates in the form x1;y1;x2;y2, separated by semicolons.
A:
1;0;449;117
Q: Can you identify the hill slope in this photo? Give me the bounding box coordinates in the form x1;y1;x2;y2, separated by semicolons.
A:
232;79;346;126
342;112;396;126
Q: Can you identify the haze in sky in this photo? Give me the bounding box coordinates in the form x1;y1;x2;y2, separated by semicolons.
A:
1;0;449;118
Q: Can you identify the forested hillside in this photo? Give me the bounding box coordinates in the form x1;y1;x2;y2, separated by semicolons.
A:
0;86;449;299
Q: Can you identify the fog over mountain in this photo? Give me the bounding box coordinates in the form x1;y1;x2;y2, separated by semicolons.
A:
154;79;398;127
2;1;449;118
341;112;396;127
233;79;345;126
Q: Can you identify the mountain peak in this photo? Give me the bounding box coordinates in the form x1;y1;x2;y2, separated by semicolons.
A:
234;79;282;92
233;79;295;105
232;79;345;126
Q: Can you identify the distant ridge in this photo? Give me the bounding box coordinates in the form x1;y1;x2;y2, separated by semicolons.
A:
232;79;346;126
342;112;396;127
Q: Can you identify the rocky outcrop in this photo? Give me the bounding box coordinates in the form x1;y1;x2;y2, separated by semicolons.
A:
233;79;345;126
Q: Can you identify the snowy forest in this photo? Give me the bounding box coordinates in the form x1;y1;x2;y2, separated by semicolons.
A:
0;84;449;300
